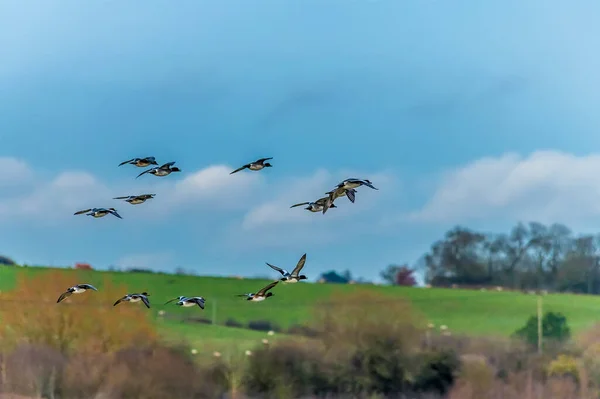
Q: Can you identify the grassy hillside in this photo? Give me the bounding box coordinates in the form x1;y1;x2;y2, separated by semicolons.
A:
2;265;600;339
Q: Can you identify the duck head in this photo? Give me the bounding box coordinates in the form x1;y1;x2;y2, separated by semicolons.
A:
150;160;159;165
170;167;181;172
141;292;149;296
264;163;272;168
266;292;274;298
299;275;307;280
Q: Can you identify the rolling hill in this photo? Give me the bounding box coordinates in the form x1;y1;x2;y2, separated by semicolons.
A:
2;265;600;347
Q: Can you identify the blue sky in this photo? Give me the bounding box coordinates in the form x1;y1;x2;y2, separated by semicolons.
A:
1;0;600;283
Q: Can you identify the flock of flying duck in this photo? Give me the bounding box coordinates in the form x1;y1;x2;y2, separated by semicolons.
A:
59;156;378;309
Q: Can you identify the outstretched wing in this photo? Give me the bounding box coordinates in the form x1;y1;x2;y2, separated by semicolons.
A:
136;168;154;179
164;297;184;305
255;157;273;163
290;202;309;208
192;297;205;309
74;209;92;215
113;196;131;200
361;180;378;190
266;262;286;276
236;293;251;297
56;290;72;303
78;284;97;291
346;189;356;203
230;164;249;174
141;295;151;308
160;161;176;168
113;296;127;306
291;253;307;276
109;210;123;219
118;158;135;166
256;280;279;296
144;156;156;163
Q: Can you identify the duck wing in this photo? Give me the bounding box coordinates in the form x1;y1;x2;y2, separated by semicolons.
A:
118;158;135;166
164;297;184;305
141;295;151;308
266;263;286;276
191;297;205;309
136;168;154;179
230;164;249;174
255;157;273;164
56;290;72;303
361;180;378;190
144;156;156;163
113;296;127;306
291;253;307;276
77;284;97;291
346;189;356;203
113;196;132;200
109;210;123;219
236;293;252;297
290;202;310;208
160;161;176;169
256;280;279;296
74;209;92;215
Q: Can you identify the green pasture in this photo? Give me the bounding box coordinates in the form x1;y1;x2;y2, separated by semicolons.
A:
2;265;600;342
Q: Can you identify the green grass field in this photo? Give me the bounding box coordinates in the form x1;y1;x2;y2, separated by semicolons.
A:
2;265;600;347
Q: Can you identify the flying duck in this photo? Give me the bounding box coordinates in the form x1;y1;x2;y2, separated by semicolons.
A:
322;187;358;214
119;157;159;167
336;178;378;191
230;157;273;174
290;197;337;213
74;207;122;219
236;281;279;301
56;283;98;303
113;194;156;205
266;253;308;283
176;296;206;309
136;162;181;179
113;292;150;308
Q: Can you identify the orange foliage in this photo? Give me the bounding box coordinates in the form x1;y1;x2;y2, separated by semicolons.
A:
0;270;157;353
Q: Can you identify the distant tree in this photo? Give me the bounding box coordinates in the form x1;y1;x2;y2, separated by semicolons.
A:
380;264;416;286
395;266;417;286
0;255;15;266
319;270;350;284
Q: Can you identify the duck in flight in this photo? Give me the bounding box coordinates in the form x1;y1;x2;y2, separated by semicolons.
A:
266;253;308;283
230;157;273;174
113;292;150;308
290;197;337;213
322;187;358;214
236;281;279;301
136;162;181;179
113;194;156;205
56;284;98;303
118;157;158;168
74;207;122;219
336;178;378;191
172;296;205;309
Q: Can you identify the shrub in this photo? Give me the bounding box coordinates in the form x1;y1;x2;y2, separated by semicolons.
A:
185;316;212;324
514;311;571;349
286;323;319;337
0;270;157;354
247;320;281;332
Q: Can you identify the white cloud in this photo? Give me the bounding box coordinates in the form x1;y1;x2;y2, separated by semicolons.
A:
242;168;394;230
0;157;33;185
409;150;600;224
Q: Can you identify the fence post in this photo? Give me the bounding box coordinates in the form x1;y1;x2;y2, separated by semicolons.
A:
212;298;217;325
537;294;542;354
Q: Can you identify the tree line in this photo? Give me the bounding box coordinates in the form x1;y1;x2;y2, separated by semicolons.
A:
410;221;600;293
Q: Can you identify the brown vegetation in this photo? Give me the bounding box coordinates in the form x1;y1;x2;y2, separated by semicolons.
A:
0;270;157;354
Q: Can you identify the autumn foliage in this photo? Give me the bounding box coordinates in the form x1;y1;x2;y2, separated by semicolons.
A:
0;270;157;353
